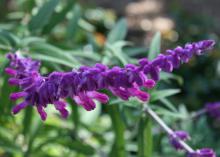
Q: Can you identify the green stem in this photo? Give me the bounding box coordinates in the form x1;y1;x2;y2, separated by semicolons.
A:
24;120;42;157
68;98;79;138
108;105;125;157
138;112;153;157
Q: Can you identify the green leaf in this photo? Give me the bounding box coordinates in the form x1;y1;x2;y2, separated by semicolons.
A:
155;107;186;119
0;126;15;149
78;19;95;32
80;101;101;125
28;0;59;32
150;89;180;102
108;105;125;157
58;139;95;155
43;0;76;33
148;32;161;60
29;53;76;68
67;50;101;61
107;18;127;44
24;119;42;157
160;98;178;112
20;37;45;48
160;72;183;85
0;74;16;116
138;115;153;157
67;4;81;39
29;42;80;66
0;138;21;153
106;41;131;65
0;29;20;47
22;106;33;136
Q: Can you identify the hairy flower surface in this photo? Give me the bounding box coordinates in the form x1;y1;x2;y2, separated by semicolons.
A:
169;130;190;150
5;40;215;120
188;148;216;157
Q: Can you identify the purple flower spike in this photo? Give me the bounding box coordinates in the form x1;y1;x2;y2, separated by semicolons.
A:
169;130;190;150
205;102;220;120
5;40;215;120
188;148;216;157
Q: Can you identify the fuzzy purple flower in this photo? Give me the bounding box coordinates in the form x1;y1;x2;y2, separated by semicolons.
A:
169;130;190;150
5;40;215;120
205;102;220;120
188;148;216;157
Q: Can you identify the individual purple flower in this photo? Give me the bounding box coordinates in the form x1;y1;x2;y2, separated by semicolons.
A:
5;40;215;120
205;102;220;120
188;148;216;157
169;130;190;150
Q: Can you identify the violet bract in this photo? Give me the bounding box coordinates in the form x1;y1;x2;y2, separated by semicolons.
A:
205;102;220;120
169;130;190;150
188;148;216;157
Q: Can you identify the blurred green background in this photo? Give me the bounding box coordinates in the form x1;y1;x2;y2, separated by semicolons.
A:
0;0;220;157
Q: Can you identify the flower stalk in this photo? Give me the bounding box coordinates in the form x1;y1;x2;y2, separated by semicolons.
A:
143;104;194;153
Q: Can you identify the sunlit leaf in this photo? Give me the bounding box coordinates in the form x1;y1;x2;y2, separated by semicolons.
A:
138;115;153;157
150;89;181;102
67;4;81;39
107;18;127;44
43;0;76;33
29;53;76;68
148;32;161;60
0;29;20;47
28;0;59;31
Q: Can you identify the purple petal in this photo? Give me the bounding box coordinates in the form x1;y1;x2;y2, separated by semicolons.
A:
5;68;17;76
12;101;29;114
87;91;109;104
37;106;47;121
143;79;156;89
8;78;20;85
10;92;27;100
54;101;69;119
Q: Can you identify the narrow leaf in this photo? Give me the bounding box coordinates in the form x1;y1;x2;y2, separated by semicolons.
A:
148;32;161;60
150;89;180;102
28;0;59;31
107;18;127;44
43;0;76;33
67;4;81;39
29;53;76;68
108;105;125;157
138;115;153;157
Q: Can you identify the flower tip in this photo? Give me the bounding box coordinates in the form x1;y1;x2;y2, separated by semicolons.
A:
8;78;20;85
188;148;216;157
12;107;20;115
200;39;216;51
12;102;28;114
39;112;47;121
6;53;14;60
10;92;27;101
5;68;17;76
137;92;150;102
206;39;216;47
144;79;156;89
61;110;69;119
169;130;190;150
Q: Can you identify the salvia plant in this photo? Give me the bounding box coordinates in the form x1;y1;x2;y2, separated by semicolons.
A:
5;40;216;157
0;1;219;157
